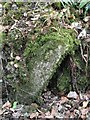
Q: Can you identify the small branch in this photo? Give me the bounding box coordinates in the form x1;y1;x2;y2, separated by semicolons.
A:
85;44;89;77
80;43;87;63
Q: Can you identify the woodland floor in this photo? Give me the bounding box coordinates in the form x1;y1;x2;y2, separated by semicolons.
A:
0;2;90;119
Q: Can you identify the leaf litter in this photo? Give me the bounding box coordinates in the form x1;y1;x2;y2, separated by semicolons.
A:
0;90;90;119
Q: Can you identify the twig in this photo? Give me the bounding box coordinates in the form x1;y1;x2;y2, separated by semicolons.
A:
80;43;87;63
85;44;89;77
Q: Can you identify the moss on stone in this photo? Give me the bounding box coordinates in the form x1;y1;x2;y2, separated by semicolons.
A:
24;28;79;59
16;28;80;104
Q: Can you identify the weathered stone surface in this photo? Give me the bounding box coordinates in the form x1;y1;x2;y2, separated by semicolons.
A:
2;27;79;104
17;30;78;104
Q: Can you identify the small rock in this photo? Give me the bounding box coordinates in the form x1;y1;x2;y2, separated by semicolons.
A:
14;64;18;68
15;56;21;61
12;111;21;119
12;4;18;10
67;91;78;99
57;104;63;112
24;12;27;17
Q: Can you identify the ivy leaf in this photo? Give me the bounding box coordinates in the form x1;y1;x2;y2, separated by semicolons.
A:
79;0;90;8
85;3;90;14
12;101;18;109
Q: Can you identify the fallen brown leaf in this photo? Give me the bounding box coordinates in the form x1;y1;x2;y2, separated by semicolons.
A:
2;101;11;109
50;106;56;117
60;96;68;104
45;115;53;119
80;108;89;116
30;112;39;119
65;110;70;118
83;101;89;108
